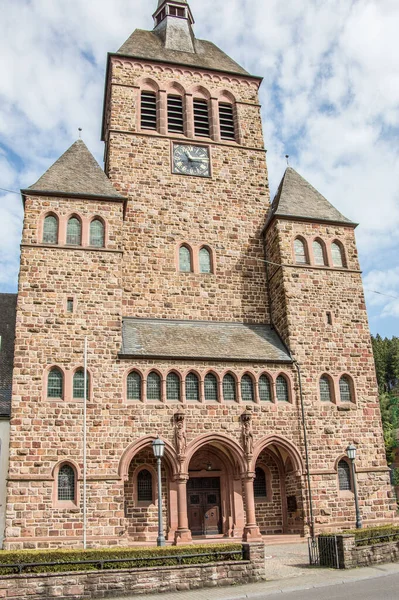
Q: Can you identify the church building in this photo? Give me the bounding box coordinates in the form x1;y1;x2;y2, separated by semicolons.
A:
2;0;396;549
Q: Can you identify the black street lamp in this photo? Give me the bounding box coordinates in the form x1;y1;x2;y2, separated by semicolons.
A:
346;444;362;529
152;436;166;547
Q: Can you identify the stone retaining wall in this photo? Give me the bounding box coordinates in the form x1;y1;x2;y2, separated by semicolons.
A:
336;534;399;569
0;543;265;599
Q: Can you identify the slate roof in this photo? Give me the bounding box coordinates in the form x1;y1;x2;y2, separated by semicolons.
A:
268;167;355;226
117;29;250;76
120;318;291;363
26;140;124;200
0;294;17;418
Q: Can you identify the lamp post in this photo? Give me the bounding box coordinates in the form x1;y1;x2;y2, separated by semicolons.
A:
152;437;166;547
346;444;362;529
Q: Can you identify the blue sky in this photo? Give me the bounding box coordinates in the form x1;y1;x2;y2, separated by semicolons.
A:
0;0;398;337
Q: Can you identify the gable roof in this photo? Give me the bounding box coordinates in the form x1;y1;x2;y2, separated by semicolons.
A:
268;167;355;227
0;294;17;418
116;29;251;77
26;140;124;200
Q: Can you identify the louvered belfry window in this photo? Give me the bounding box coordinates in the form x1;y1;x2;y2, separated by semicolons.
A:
137;469;153;502
223;373;236;402
193;99;210;137
127;371;142;401
219;103;236;140
204;373;218;402
259;375;272;402
241;375;254;402
167;95;184;133
43;215;58;244
141;91;157;130
186;373;200;402
338;459;352;491
166;372;180;401
58;464;75;501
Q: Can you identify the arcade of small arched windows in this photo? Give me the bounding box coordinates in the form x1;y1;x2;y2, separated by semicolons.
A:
293;236;347;269
40;212;106;248
44;365;91;402
178;243;215;274
318;373;356;406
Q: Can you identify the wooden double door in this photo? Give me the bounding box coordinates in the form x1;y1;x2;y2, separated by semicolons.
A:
187;477;222;536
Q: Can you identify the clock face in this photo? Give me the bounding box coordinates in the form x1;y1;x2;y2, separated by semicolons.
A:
173;144;210;177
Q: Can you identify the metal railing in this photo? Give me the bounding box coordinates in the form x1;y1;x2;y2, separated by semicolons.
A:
355;532;399;547
308;536;340;569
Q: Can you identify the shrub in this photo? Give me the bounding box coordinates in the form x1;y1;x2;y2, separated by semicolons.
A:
319;525;399;547
0;543;242;576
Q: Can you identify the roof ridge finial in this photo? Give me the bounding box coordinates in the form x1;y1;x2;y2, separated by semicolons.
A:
285;154;290;166
78;128;83;140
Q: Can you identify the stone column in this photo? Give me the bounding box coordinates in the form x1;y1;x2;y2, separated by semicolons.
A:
174;474;192;544
242;472;262;541
185;93;194;138
158;90;167;135
210;97;221;142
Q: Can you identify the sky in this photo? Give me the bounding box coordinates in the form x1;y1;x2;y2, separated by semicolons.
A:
0;0;398;337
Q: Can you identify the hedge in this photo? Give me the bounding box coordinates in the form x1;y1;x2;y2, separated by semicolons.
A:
320;525;399;547
0;543;243;576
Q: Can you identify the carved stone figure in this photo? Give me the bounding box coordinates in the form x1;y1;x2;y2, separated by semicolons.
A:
241;409;253;456
174;411;187;457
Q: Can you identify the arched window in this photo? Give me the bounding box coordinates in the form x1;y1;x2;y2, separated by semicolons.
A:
339;376;353;403
319;376;333;402
167;95;184;134
223;373;236;402
259;375;272;402
331;242;345;268
294;238;308;264
58;464;75;501
186;372;200;402
137;469;153;502
147;371;161;401
193;99;210;137
43;215;58;244
313;240;326;266
276;375;289;402
47;368;63;399
166;372;181;402
241;374;254;402
127;371;142;401
204;373;218;402
219;103;236;141
179;245;192;272
338;459;352;491
90;219;105;247
199;247;212;273
66;217;82;246
73;369;89;399
254;467;267;498
141;91;157;130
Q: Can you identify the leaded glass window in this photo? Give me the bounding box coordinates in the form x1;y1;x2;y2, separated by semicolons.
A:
259;375;272;402
66;217;82;246
127;371;141;401
254;467;267;498
43;215;58;244
47;368;63;399
294;238;307;264
199;247;212;273
204;373;218;402
338;459;352;491
223;373;236;402
313;240;326;266
276;375;289;402
58;464;75;501
179;246;192;272
241;375;254;402
147;371;161;401
90;219;105;247
331;242;344;267
137;469;153;502
73;369;89;399
339;376;352;403
186;372;199;402
166;372;180;401
319;376;332;402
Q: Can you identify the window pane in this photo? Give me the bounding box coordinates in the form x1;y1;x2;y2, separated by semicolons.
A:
43;215;58;244
204;373;218;401
147;372;161;401
319;376;332;402
137;469;153;502
259;375;272;402
127;372;141;401
338;460;351;491
73;369;89;399
66;298;74;313
223;374;236;402
241;375;254;402
313;241;325;266
179;246;192;272
186;373;199;402
58;465;75;501
48;368;63;398
331;243;344;267
294;239;307;264
199;248;211;273
339;376;352;402
254;467;267;498
90;219;104;247
276;375;289;402
66;217;81;245
166;372;180;401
